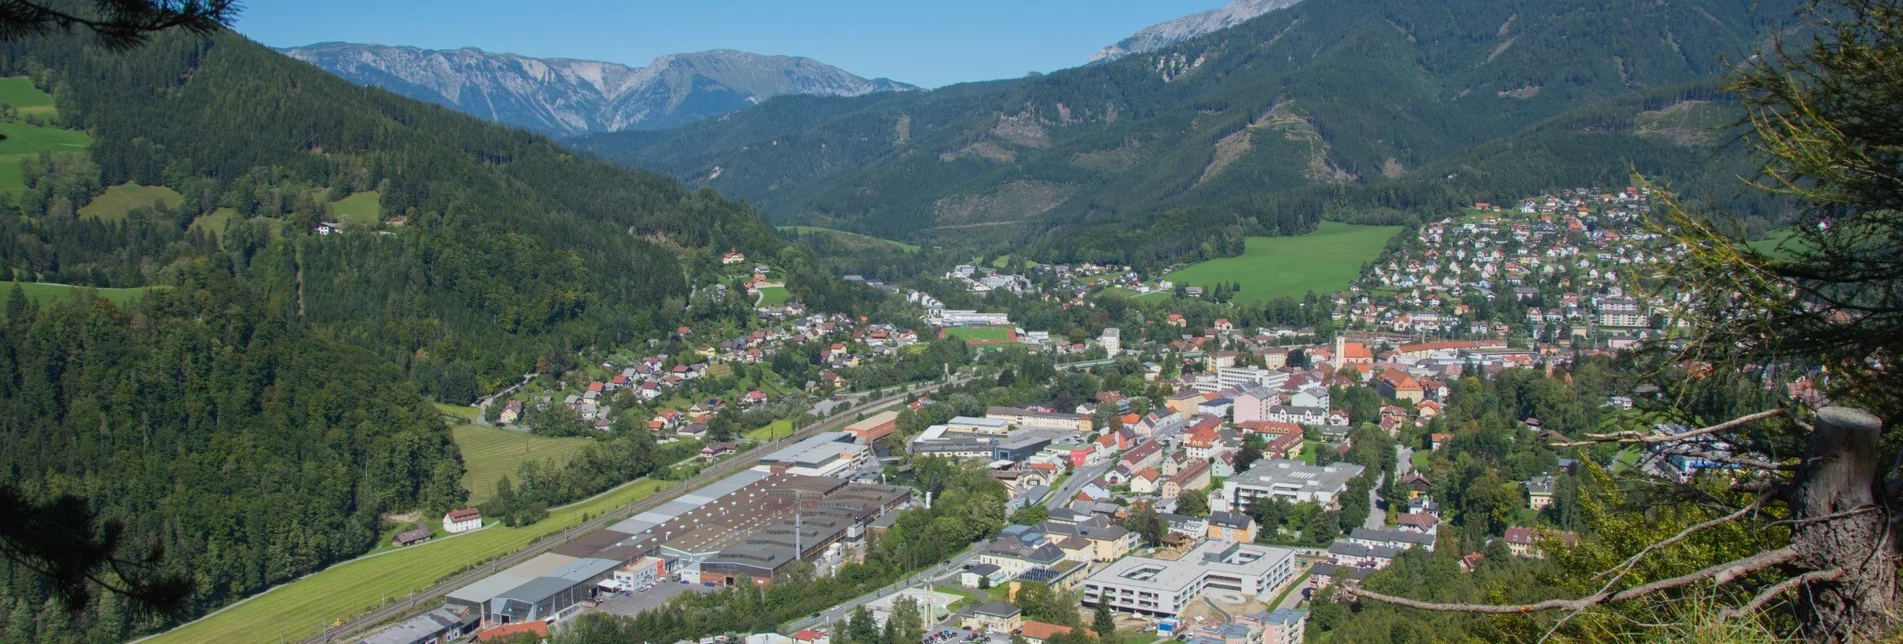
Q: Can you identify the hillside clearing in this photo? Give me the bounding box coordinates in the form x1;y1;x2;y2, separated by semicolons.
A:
1161;222;1401;303
779;225;919;252
757;285;791;306
451;423;592;504
329;191;381;225
0;281;160;309
0;121;90;194
79;183;183;222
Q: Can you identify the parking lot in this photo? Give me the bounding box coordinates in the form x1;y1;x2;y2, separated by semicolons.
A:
594;580;721;617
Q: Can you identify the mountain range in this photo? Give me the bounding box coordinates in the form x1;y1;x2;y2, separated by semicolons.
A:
1091;0;1306;62
568;0;1794;263
279;43;916;135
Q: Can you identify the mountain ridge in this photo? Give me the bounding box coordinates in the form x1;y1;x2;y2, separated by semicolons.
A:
567;0;1796;264
279;42;917;134
1091;0;1306;62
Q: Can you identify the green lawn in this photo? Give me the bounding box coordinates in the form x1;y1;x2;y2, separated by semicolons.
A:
451;423;592;504
78;183;183;222
944;326;1013;342
779;225;919;252
189;208;238;241
329;191;382;225
0;281;160;309
757;285;792;306
146;478;670;644
1161;222;1402;303
1301;440;1321;466
744;418;796;441
1410;449;1430;472
0;120;90;195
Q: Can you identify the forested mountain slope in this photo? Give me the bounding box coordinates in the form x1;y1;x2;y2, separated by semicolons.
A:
1;27;785;399
0;23;795;641
571;0;1795;263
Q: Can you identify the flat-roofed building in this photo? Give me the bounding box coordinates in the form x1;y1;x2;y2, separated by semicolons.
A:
845;411;899;444
946;416;1012;435
1224;460;1366;510
987;407;1093;433
1081;541;1297;616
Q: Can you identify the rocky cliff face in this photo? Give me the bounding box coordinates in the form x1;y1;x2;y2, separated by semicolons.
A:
279;43;915;134
1091;0;1305;62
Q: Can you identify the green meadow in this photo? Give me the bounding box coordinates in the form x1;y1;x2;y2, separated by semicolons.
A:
1161;222;1402;303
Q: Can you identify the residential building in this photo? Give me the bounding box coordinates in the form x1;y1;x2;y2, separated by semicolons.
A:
1163;461;1211;500
1081;541;1298;616
1021;621;1074;644
1524;475;1556;510
987;407;1093;433
1207;512;1258;543
962;602;1023;633
443;508;482;534
1346;527;1437;553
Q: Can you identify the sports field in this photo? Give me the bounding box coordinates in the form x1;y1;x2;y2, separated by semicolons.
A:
780;225;919;252
451;423;592;504
144;478;669;644
1161;222;1401;303
79;183;183;222
943;325;1013;342
757;285;792;305
0;281;159;308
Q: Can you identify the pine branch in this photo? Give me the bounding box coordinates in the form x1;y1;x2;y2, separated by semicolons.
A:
1720;568;1845;620
1550;408;1790;447
1346;546;1799;614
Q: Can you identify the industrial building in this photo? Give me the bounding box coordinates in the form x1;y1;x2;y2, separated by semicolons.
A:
1081;542;1297;616
443;470;910;631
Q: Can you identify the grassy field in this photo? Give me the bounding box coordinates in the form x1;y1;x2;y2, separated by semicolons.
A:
0;121;89;194
0;281;159;308
78;183;183;222
1161;222;1402;303
146;478;670;644
943;326;1013;342
433;403;480;422
757;285;791;306
0;77;59;118
329;191;382;225
451;423;592;504
779;225;919;252
1302;440;1321;466
1747;230;1804;259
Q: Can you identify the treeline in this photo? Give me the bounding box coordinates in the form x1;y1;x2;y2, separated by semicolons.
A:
539;459;1008;643
0;274;462;641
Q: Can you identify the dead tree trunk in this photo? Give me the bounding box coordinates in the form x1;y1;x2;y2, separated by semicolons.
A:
1788;406;1894;640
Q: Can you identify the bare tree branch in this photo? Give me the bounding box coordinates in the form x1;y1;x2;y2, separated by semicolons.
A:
1551;408;1790;447
1720;569;1845;620
1657;447;1796;472
1346;546;1799;614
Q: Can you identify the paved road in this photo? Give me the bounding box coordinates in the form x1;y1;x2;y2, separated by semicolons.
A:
1396;445;1414;476
1363;473;1386;530
295;377;974;644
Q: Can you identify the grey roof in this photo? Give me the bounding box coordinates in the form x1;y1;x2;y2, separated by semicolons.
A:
1328;541;1402;560
357;607;472;644
550;557;621;582
496;576;583;605
1230;459;1366;494
970;601;1022;618
1348;527;1436;548
446;572;527;605
965;563;1001;575
1208;511;1253;529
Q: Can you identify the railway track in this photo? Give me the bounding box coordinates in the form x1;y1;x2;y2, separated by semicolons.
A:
303;379;968;644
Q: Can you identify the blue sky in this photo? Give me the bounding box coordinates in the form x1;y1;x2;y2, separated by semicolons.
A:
235;0;1229;88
